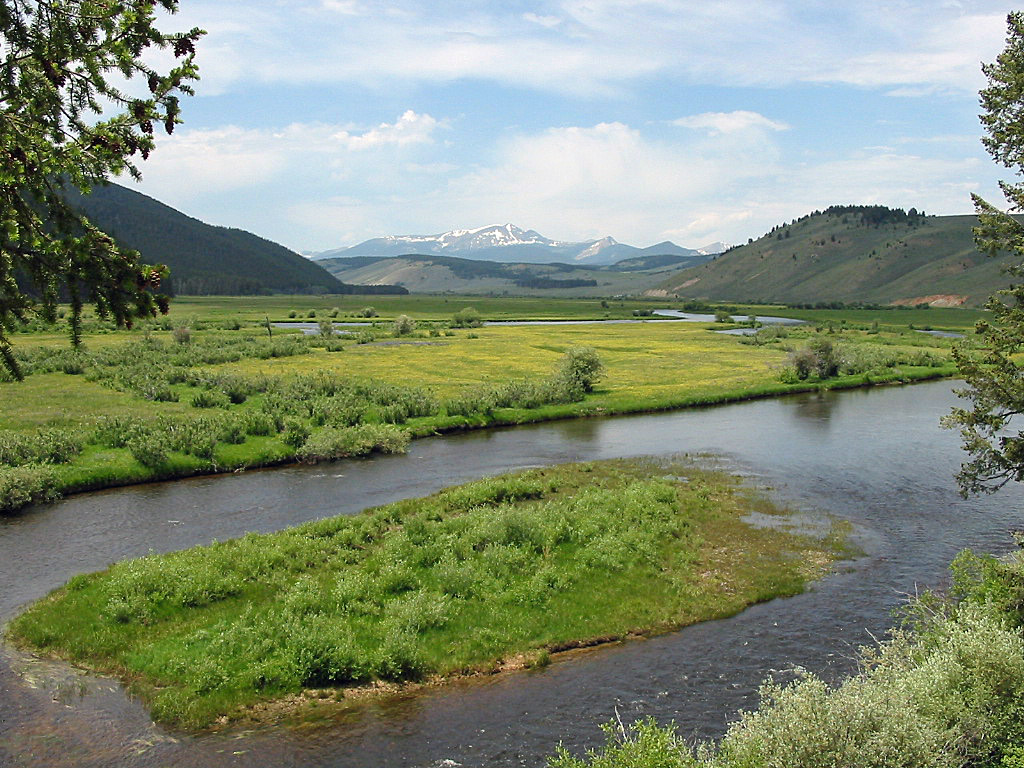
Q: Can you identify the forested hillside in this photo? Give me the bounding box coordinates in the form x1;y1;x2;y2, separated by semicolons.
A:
65;183;405;296
660;206;1011;306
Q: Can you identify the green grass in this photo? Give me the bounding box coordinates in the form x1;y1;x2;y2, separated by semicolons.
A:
7;458;846;730
159;294;676;323
0;306;962;509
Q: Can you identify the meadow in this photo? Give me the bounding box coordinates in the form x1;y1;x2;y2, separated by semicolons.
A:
7;458;847;729
0;295;963;512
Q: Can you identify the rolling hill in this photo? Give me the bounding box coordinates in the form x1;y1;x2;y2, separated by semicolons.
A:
63;183;405;296
318;251;714;296
658;206;1012;307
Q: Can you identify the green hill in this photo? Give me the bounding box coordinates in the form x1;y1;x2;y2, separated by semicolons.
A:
64;183;405;296
659;206;1013;307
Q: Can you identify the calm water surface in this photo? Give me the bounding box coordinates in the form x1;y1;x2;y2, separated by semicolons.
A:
1;380;1022;767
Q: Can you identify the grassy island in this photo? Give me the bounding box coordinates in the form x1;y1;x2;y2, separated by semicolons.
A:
7;458;846;730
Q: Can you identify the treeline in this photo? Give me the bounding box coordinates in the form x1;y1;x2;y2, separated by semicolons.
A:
744;204;930;248
784;300;930;310
823;204;927;226
513;277;598;289
165;275;407;296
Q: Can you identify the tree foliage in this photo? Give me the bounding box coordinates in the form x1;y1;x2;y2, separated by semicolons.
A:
0;0;204;378
946;12;1024;494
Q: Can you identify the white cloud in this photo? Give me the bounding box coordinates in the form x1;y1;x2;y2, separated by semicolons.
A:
673;111;790;135
138;111;998;251
440;119;787;243
523;12;562;28
322;0;361;14
333;110;443;150
130;112;453;245
173;1;1010;97
132;125;289;194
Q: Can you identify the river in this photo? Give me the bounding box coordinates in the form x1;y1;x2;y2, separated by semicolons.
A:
1;380;1022;767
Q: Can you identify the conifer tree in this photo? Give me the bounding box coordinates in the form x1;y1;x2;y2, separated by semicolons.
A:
0;1;203;378
946;12;1024;493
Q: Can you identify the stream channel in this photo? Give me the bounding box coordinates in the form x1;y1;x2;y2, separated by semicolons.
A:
2;379;1024;767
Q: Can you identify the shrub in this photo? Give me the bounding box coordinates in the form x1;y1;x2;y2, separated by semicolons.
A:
443;389;496;418
92;416;147;449
307;310;317;319
0;428;83;466
191;390;231;409
786;338;841;381
318;318;336;338
288;310;297;318
239;410;279;437
172;327;191;345
295;424;410;463
452;307;482;328
359;306;378;318
558;346;604;393
714;308;732;323
0;464;61;513
281;419;311;449
127;433;170;468
393;315;416;336
328;307;340;318
217;418;247;445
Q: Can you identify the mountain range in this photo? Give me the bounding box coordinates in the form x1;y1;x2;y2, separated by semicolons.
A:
317;250;715;297
312;224;727;266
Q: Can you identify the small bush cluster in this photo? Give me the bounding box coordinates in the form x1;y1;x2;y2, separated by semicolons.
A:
0;465;61;512
780;335;946;382
442;347;603;417
393;314;416;336
0;428;83;466
452;307;483;328
295;424;410;463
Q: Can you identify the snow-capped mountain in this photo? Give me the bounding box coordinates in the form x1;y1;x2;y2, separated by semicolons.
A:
697;241;730;255
312;224;721;266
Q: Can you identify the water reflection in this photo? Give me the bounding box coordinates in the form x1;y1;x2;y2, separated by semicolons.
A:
790;390;837;427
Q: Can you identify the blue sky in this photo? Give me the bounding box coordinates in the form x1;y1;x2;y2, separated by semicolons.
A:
130;0;1015;253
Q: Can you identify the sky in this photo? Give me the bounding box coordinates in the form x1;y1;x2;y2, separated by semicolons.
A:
127;0;1017;253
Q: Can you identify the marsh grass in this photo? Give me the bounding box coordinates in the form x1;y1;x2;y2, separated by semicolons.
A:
8;458;843;730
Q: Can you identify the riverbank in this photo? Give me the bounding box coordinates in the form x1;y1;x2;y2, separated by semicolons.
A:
0;362;954;511
550;548;1024;768
7;458;848;731
0;318;957;513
